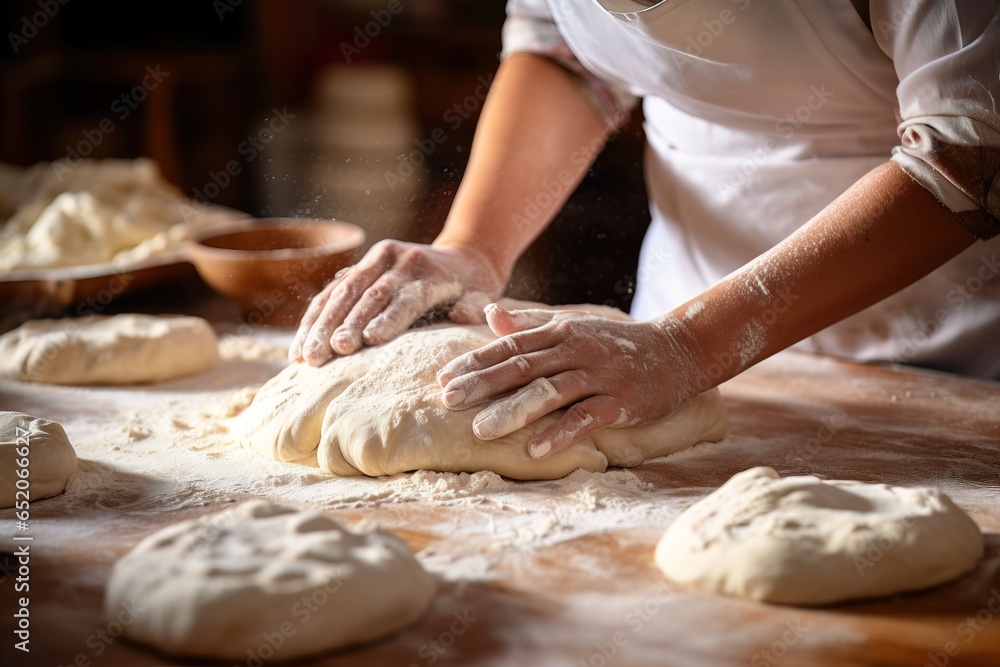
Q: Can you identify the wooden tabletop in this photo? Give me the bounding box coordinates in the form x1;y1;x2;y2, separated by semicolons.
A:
2;342;999;667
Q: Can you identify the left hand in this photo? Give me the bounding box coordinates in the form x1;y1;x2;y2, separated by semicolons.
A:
436;304;705;459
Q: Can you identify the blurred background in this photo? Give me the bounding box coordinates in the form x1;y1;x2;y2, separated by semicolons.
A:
0;0;650;311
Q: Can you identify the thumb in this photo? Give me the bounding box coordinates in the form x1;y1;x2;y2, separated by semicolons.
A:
448;291;492;324
485;304;558;337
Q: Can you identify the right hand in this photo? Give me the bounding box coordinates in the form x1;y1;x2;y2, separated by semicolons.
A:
289;239;506;366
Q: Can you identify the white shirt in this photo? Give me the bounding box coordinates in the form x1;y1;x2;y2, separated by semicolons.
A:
502;0;1000;378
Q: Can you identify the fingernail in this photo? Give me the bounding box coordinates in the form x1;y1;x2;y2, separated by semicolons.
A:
304;340;323;361
528;440;552;459
305;354;327;368
331;330;353;352
442;388;466;408
473;415;497;439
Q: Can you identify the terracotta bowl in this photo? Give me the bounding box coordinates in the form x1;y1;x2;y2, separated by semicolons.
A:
187;218;365;327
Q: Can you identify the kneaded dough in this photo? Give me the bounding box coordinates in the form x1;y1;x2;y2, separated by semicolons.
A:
0;314;219;385
655;466;984;605
105;500;434;661
0;411;78;508
0;157;231;270
235;303;728;480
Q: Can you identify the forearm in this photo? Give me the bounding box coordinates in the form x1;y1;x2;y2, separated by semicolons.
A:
670;161;977;390
434;53;610;281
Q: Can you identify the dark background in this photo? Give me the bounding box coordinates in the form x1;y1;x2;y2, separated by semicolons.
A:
0;0;650;311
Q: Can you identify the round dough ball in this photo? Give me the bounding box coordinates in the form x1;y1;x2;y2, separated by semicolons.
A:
0;314;219;385
105;500;435;661
0;411;78;508
655;467;984;605
234;303;728;480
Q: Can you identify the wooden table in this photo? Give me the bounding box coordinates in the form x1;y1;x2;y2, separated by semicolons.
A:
2;342;998;667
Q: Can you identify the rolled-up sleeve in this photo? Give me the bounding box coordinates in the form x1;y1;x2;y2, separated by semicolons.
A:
502;0;637;130
873;1;1000;239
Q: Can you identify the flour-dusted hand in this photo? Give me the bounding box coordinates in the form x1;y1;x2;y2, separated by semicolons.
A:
289;240;505;366
436;304;708;459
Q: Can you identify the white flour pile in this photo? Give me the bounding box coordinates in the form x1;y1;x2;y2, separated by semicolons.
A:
0;158;239;271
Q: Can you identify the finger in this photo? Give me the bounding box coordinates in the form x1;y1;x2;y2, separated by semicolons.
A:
436;323;560;387
289;279;338;363
485;304;558;337
448;291;492;325
440;344;576;410
329;271;402;356
468;376;560;440
288;265;358;362
526;395;622;459
467;369;591;438
302;245;396;365
363;280;464;346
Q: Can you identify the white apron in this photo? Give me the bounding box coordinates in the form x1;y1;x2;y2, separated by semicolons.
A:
539;0;1000;378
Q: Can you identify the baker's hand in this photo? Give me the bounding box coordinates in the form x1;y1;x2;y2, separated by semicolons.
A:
436;305;705;459
289;240;505;366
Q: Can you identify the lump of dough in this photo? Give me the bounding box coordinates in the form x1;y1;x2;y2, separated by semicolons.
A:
0;411;78;507
105;500;435;661
655;467;984;605
234;308;728;481
0;157;223;271
0;314;219;385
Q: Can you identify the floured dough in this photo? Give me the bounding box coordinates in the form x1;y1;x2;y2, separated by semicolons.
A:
655;467;984;605
0;157;238;270
0;411;78;507
0;314;219;385
105;500;434;661
235;303;728;480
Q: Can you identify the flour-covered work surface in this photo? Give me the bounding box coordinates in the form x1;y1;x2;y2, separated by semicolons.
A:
1;325;998;666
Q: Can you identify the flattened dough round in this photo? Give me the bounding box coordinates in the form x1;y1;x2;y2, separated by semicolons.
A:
235;303;728;481
0;314;219;385
0;411;78;507
105;500;434;660
656;467;984;605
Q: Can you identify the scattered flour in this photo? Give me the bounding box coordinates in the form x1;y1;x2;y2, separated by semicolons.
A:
218;335;288;362
683;301;705;321
738;320;767;368
8;353;687;582
601;332;639;354
6;338;996;593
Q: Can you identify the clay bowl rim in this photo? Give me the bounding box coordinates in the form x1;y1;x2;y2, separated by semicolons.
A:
186;217;366;263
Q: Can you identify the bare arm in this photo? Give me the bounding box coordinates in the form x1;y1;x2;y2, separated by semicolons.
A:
680;161;976;386
290;53;612;365
437;161;977;458
434;52;611;279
